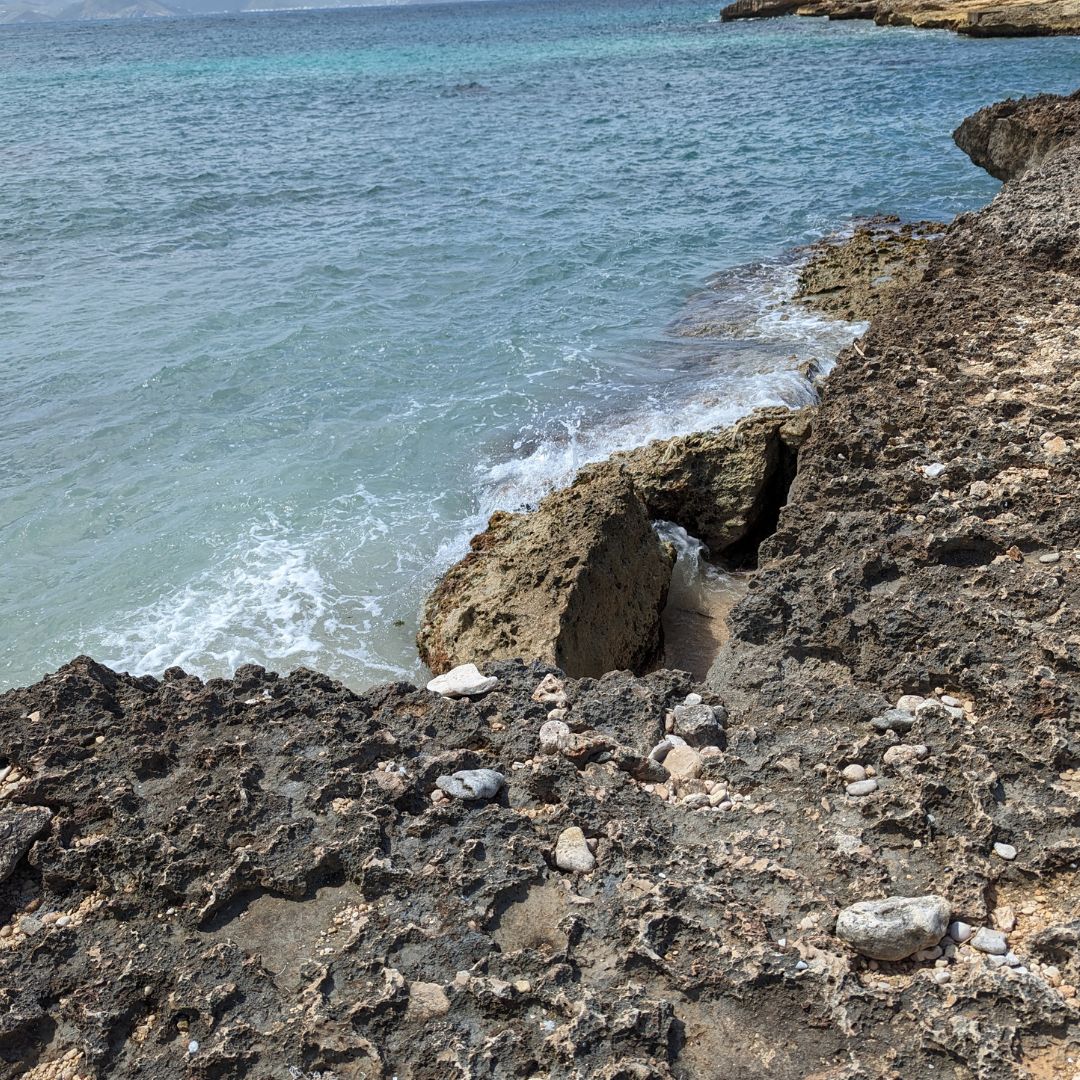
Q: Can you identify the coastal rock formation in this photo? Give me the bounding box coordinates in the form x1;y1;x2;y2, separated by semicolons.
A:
954;88;1080;180
612;406;812;558
721;0;1080;36
420;406;810;681
795;217;946;323
417;466;673;679
2;90;1080;1077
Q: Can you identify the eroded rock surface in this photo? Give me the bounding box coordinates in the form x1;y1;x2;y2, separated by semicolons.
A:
795;217;946;323
417;466;673;679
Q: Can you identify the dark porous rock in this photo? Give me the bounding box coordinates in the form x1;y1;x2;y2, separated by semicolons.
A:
0;806;52;884
417;465;674;679
954;88;1080;181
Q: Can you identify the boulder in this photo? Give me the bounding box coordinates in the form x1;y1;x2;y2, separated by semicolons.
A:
417;467;673;679
610;407;812;557
835;895;951;961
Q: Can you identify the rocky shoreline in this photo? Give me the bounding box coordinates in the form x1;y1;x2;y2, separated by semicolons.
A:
719;0;1080;37
2;90;1079;1078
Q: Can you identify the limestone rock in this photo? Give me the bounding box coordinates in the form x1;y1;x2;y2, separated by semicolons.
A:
435;769;505;801
554;826;596;873
954;89;1080;181
426;663;498;698
610;407;812;554
835;895;951;960
417;467;673;679
0;806;52;885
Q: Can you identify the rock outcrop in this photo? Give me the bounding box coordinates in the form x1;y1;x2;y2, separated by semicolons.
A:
417;466;674;679
612;406;812;558
721;0;1080;36
420;406;811;680
795;217;946;323
954;88;1080;181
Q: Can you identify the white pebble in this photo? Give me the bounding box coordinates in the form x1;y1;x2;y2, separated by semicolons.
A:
940;695;961;708
948;920;972;943
841;764;867;783
684;693;703;706
993;842;1017;861
971;927;1008;955
187;1041;199;1055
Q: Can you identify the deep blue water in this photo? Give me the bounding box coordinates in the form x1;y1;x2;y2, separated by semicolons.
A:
1;0;1076;690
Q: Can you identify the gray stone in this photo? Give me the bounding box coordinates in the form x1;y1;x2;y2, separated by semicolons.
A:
846;779;879;796
0;806;52;885
870;709;915;733
841;764;867;783
672;703;725;747
835;894;951;961
948;920;972;943
971;927;1008;955
435;769;505;801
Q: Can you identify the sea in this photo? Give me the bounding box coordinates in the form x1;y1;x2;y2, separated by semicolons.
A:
1;0;1076;692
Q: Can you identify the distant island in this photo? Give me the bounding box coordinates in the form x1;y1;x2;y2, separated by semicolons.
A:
0;0;418;24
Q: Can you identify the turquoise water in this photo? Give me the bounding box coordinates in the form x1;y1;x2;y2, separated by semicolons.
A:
1;2;1076;691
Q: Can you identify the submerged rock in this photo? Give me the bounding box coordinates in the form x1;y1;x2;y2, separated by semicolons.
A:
835;895;951;960
417;466;674;679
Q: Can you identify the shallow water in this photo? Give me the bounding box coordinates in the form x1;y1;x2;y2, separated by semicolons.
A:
1;1;1076;691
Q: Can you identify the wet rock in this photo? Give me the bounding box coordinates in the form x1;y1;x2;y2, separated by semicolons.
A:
835;895;951;961
435;769;505;801
554;826;596;873
417;467;673;678
0;805;52;884
426;663;499;698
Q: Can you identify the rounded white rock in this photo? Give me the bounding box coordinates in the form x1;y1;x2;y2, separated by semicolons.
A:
554;826;596;873
993;842;1017;861
426;664;499;698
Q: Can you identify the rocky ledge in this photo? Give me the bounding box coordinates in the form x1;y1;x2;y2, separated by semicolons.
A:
719;0;1080;37
1;91;1080;1079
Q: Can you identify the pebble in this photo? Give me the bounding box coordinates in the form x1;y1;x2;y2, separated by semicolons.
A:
1039;552;1062;564
846;779;878;797
971;927;1008;955
1005;951;1021;966
940;695;961;708
883;744;929;768
948;920;972;943
993;906;1016;932
684;693;703;706
896;695;925;714
55;915;71;928
187;1041;199;1055
835;894;951;961
921;462;946;478
932;970;952;984
968;480;990;498
434;769;505;801
0;925;11;938
993;842;1017;861
0;767;9;784
538;720;571;754
531;673;564;700
426;664;499;698
554;827;596;873
870;709;915;734
663;745;703;783
841;764;867;784
682;793;710;809
794;960;808;972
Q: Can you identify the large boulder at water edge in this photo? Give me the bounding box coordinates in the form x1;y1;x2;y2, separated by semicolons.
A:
417;467;674;679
